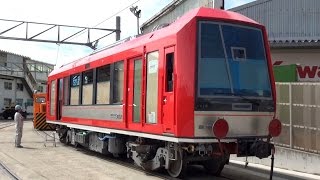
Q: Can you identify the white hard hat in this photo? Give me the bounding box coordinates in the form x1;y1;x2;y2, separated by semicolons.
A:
15;105;22;111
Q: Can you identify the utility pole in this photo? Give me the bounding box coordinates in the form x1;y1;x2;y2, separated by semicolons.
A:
130;6;141;35
116;16;121;41
214;0;225;9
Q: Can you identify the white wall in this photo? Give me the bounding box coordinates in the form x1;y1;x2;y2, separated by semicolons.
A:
271;48;320;81
231;146;320;175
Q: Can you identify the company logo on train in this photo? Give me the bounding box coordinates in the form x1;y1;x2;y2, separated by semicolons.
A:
46;7;282;178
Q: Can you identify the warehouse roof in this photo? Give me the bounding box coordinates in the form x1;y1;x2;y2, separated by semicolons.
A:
0;49;54;66
0;49;30;59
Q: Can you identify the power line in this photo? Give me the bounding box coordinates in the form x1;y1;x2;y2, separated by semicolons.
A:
94;0;142;28
55;0;142;63
68;0;142;41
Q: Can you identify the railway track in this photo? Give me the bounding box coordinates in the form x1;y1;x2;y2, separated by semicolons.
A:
67;145;312;180
72;146;181;180
0;161;20;180
0;122;15;130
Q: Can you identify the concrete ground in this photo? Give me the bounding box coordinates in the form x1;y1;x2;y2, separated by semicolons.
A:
1;120;319;180
0;121;162;180
0;166;12;180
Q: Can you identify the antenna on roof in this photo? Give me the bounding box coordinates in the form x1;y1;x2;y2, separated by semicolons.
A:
214;0;225;10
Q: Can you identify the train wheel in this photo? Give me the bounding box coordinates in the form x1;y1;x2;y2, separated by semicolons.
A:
166;150;186;178
203;157;225;176
57;128;68;144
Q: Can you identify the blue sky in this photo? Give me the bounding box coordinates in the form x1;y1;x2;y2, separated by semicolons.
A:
0;0;254;68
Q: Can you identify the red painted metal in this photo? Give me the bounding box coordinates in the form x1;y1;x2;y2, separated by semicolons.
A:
162;46;175;134
127;56;143;131
262;26;277;113
46;7;277;139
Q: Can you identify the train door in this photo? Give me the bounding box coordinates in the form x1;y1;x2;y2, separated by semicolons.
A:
162;47;175;133
127;56;143;130
56;78;63;120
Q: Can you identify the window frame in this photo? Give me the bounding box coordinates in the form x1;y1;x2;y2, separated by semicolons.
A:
4;82;12;90
17;83;23;91
62;60;125;106
16;98;23;106
165;53;174;92
111;61;124;105
3;98;12;107
81;69;94;105
197;21;272;100
70;73;81;105
145;51;159;124
63;76;70;106
50;80;56;116
96;64;111;105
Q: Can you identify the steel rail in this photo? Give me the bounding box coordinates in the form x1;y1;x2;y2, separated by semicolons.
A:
0;161;20;180
69;146;180;180
0;123;15;130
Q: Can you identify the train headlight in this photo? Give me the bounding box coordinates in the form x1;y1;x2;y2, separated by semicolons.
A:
212;118;229;139
268;118;282;137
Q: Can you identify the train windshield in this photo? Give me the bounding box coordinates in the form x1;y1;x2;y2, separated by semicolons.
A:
198;22;272;99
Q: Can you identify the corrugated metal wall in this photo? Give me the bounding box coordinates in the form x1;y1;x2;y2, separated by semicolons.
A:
231;0;320;42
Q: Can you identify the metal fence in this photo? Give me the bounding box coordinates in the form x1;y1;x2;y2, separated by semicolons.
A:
274;82;320;154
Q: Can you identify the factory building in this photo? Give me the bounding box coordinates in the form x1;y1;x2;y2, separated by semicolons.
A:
0;50;53;116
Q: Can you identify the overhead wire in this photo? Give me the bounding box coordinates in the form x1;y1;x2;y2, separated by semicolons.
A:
68;0;143;42
93;0;142;28
55;0;143;64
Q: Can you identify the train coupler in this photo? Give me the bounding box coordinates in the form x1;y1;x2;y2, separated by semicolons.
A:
237;139;273;160
250;140;272;159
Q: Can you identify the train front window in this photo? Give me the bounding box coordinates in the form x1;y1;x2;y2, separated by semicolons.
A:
198;22;271;99
199;23;231;95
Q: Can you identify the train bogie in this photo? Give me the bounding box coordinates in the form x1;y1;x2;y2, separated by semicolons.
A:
57;125;232;177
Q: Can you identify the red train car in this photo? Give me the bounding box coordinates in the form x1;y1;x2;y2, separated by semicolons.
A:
47;7;281;177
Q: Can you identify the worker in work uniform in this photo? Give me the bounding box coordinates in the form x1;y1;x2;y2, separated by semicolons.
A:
14;105;24;148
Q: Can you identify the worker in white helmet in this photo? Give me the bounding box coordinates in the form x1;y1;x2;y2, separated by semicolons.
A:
14;105;24;148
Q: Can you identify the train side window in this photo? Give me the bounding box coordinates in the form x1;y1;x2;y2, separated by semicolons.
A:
70;74;80;105
112;61;124;104
165;53;174;92
36;97;46;103
96;65;111;104
146;51;159;124
47;84;50;107
50;80;56;115
63;77;70;105
82;70;93;105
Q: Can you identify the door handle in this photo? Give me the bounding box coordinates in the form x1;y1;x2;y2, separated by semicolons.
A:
163;98;167;103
